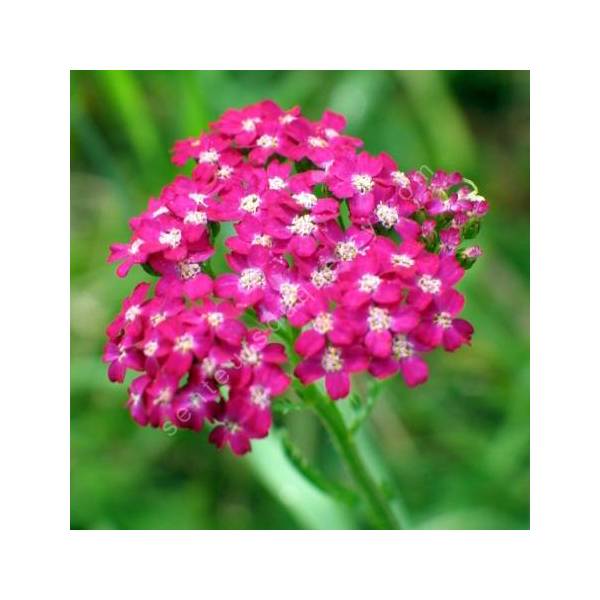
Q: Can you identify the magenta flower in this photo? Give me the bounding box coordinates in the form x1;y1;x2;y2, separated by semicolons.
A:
172;378;219;432
408;254;465;310
106;282;150;340
127;375;151;426
108;236;149;277
216;165;271;222
214;250;272;308
172;133;229;168
339;252;404;308
231;364;291;434
257;268;313;323
103;333;145;382
414;289;474;351
293;295;354;356
208;397;267;456
151;249;214;301
213;102;268;147
185;298;246;348
225;215;287;257
266;194;339;259
328;151;384;218
248;122;298;165
318;221;374;271
369;334;429;387
145;370;181;428
159;318;210;377
349;303;420;358
295;344;369;400
374;236;429;281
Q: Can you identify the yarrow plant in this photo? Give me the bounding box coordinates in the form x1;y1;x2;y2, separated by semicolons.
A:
104;100;488;528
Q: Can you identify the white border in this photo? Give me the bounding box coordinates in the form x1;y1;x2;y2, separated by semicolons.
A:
4;0;600;597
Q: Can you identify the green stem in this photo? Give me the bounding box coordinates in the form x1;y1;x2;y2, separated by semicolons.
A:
302;385;401;530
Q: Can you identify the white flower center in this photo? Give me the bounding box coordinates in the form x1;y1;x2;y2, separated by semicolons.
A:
292;192;318;209
358;274;381;293
240;342;261;366
174;333;195;353
433;312;453;328
177;261;202;280
242;118;256;132
144;340;158;357
188;392;203;408
150;312;166;327
279;114;296;125
391;254;415;268
417;274;442;294
335;240;358;261
308;136;328;148
125;305;141;322
256;134;278;149
250;385;270;408
321;346;344;373
324;128;339;139
289;214;316;236
154;388;173;405
311;265;337;288
159;228;182;248
217;165;233;179
251;233;272;247
269;176;287;190
313;312;333;334
206;312;224;327
367;306;392;332
239;268;266;291
184;211;207;225
240;193;262;214
280;282;300;309
391;171;410;186
198;149;220;164
392;335;413;360
201;357;217;377
375;203;399;228
351;173;374;194
225;421;242;433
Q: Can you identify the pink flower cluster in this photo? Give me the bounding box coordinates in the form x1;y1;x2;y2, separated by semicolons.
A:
105;100;488;454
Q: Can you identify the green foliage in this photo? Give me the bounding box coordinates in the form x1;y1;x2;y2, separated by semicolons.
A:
71;70;530;529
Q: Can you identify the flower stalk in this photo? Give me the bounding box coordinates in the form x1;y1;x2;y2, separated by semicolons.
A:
298;384;401;530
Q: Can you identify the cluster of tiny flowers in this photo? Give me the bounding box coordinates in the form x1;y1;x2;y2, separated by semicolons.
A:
104;100;488;455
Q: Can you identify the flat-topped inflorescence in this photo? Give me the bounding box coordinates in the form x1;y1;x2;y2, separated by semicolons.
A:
104;100;488;455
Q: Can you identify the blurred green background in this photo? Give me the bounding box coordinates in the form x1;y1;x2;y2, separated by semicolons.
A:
70;70;529;530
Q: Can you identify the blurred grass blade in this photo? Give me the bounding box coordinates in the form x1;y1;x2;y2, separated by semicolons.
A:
396;70;476;173
248;431;356;529
96;70;163;168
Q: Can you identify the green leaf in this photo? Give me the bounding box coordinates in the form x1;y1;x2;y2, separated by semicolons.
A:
141;262;160;277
